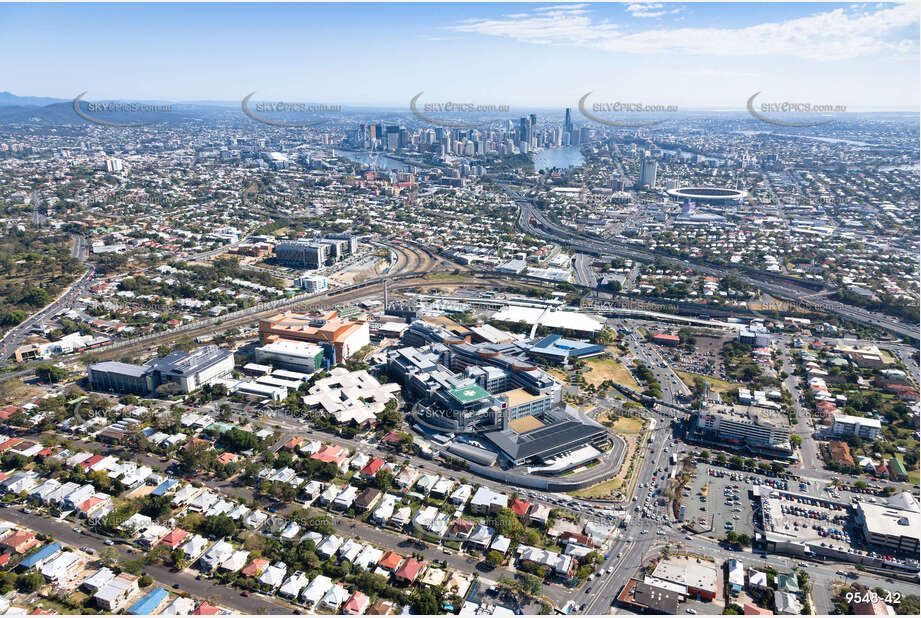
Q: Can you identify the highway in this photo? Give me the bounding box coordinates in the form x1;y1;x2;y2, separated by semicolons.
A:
505;182;918;341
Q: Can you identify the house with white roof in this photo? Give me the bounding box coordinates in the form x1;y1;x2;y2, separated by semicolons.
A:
199;540;234;571
300;575;334;605
316;535;344;559
258;562;287;590
278;570;311;598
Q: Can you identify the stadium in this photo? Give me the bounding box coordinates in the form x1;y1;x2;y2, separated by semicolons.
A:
666;186;748;205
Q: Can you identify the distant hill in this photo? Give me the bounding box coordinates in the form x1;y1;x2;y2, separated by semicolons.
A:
0;91;67;107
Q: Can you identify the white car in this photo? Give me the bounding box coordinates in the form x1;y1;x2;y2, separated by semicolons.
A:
641;529;648;535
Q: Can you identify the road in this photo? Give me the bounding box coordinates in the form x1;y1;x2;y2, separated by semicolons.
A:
572;253;597;288
0;266;95;364
0;507;292;614
505;182;918;341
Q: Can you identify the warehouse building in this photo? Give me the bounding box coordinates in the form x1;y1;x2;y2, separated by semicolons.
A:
88;362;155;395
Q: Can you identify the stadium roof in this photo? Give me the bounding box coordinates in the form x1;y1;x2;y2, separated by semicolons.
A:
485;411;607;463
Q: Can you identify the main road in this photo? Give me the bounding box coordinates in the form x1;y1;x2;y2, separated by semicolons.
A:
503;182;918;341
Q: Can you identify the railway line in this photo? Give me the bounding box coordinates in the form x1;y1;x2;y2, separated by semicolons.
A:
76;272;500;364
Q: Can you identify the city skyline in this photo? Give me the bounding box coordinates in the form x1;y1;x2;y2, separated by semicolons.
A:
0;2;918;110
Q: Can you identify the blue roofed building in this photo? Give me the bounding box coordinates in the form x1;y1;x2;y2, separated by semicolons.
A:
528;335;605;363
127;587;169;615
19;542;62;569
151;479;179;497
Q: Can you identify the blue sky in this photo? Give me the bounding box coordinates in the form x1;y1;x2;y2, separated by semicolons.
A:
1;2;918;110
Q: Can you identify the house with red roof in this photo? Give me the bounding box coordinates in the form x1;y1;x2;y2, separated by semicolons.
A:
283;436;305;450
241;558;269;578
311;444;349;469
0;406;23;420
377;551;403;572
343;590;370;615
0;438;23;452
359;457;387;479
216;453;238;465
509;497;531;517
393;557;425;584
76;496;109;518
160;528;189;550
743;603;773;615
191;602;220;615
80;454;105;471
0;530;40;554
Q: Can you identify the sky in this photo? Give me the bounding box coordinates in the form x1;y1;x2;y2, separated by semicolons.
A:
1;2;918;110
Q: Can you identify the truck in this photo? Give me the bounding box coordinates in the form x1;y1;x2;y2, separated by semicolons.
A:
621;515;632;528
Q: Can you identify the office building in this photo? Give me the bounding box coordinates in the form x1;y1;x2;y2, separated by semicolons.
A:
694;404;792;453
294;274;328;293
258;310;370;363
275;241;328;269
639;152;658;188
89;346;234;395
254;339;326;373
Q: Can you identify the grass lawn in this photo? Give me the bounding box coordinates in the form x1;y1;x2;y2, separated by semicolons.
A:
569;476;623;499
677;371;742;394
597;412;645;433
584;357;639;389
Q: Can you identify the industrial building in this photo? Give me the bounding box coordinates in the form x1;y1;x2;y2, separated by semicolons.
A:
88;345;234;395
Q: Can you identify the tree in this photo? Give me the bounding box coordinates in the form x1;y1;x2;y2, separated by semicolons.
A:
139;574;153;588
790;434;803;448
374;468;393;491
16;572;45;593
410;586;441;614
98;546;120;564
485;550;504;566
36;364;67;384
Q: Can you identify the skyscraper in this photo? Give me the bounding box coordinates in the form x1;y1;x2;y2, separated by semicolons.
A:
564;108;573;135
638;151;658;188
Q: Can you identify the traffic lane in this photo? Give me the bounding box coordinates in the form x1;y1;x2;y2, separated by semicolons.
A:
0;508;291;614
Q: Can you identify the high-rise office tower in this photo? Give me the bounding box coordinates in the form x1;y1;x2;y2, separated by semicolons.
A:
639;151;658;188
519;116;530;147
564;108;573;135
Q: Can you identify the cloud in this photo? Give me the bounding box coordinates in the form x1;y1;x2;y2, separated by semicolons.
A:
448;3;920;60
626;3;671;19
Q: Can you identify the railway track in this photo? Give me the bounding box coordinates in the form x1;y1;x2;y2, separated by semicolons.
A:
78;274;502;364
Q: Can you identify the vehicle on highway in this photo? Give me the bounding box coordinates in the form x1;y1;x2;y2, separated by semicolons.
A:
104;540;114;546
